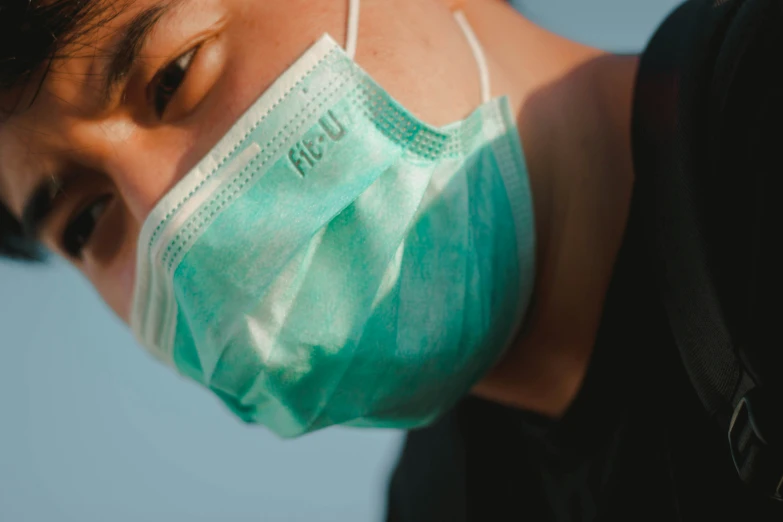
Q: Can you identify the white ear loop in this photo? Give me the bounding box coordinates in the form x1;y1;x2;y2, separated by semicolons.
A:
346;0;490;104
346;0;361;60
454;11;492;104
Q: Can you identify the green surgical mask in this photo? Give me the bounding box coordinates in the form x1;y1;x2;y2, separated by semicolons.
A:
131;0;536;438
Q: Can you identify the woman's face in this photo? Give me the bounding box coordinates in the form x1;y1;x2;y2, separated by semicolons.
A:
0;0;486;321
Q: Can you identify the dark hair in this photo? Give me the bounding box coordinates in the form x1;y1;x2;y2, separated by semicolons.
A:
0;0;114;261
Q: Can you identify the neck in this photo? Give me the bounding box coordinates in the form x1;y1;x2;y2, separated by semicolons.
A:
466;1;639;417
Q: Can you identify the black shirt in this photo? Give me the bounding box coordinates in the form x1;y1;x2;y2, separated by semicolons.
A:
386;2;783;519
385;173;783;522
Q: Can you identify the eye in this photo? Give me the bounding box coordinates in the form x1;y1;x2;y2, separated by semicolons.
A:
151;47;198;118
61;195;112;260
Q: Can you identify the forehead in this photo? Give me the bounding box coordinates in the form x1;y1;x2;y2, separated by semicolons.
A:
2;0;167;113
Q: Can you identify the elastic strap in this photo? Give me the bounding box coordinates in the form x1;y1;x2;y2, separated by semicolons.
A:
345;0;491;103
346;0;360;60
454;10;492;104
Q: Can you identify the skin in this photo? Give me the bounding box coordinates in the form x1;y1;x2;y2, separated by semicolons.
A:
0;0;637;418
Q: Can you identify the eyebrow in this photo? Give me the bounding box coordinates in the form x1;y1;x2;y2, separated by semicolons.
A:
99;4;172;106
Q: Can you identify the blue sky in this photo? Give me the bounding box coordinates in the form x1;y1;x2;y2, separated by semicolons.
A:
0;1;681;521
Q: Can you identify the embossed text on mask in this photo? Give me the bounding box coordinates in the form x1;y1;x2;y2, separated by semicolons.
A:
288;111;348;177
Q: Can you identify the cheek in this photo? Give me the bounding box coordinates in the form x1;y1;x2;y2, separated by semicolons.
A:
114;252;138;323
85;227;138;325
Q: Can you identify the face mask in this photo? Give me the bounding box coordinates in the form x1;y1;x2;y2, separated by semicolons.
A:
131;0;536;438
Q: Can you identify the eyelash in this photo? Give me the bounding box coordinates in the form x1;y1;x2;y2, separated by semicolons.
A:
60;49;198;259
61;195;113;260
57;48;199;259
151;46;199;118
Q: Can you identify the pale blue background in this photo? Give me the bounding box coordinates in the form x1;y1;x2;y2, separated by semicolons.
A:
0;2;681;521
